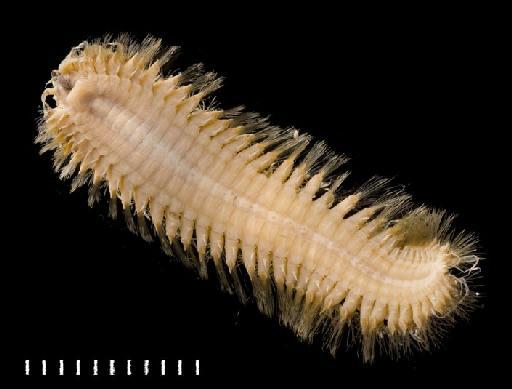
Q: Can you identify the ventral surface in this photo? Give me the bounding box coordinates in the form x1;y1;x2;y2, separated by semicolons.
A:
37;35;481;362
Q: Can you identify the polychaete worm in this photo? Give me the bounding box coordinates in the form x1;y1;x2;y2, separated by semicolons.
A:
37;35;481;363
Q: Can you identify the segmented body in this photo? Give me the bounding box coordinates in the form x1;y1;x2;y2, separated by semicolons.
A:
38;36;479;362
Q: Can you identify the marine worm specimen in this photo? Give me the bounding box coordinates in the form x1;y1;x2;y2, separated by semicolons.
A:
37;36;480;362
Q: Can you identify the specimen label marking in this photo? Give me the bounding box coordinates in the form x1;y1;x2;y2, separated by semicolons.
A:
24;359;200;376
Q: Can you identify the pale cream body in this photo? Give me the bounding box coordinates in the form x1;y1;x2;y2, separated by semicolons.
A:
39;39;473;362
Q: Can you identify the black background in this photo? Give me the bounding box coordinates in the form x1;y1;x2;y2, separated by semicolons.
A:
4;13;506;386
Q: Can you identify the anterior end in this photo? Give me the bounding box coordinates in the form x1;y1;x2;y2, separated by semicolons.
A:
65;79;98;112
55;75;74;94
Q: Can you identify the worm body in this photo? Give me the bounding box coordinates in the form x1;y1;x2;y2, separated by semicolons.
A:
37;36;479;362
